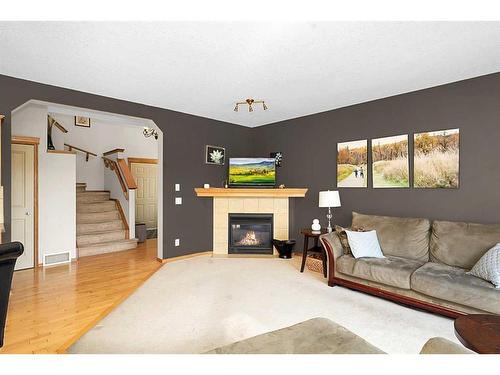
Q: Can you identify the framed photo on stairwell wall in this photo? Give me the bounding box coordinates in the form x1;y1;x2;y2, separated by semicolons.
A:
75;116;91;127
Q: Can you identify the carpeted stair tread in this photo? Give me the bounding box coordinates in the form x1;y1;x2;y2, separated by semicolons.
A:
77;229;127;246
77;201;117;213
77;191;111;203
77;210;121;223
77;220;124;235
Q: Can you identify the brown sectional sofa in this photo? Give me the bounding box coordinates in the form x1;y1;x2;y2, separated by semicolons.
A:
319;212;500;317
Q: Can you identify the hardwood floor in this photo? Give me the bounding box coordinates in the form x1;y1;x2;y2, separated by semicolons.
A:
0;239;162;354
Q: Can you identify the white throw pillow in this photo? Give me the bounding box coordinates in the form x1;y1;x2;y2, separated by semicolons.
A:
345;229;385;259
467;244;500;288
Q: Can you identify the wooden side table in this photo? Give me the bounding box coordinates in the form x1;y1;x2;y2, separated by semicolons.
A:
300;228;328;278
454;314;500;354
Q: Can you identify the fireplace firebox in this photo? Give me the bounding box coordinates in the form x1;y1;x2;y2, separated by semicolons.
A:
228;213;274;254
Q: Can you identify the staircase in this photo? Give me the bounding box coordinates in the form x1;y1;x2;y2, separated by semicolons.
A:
76;183;138;257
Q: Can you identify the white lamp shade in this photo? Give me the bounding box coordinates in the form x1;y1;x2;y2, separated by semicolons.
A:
319;190;341;208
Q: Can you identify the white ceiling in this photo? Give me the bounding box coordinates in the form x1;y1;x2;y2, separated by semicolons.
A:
1;22;500;127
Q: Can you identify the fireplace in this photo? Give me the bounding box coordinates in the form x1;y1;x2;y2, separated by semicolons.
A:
228;213;274;254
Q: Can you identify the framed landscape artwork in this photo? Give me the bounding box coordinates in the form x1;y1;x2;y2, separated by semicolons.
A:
337;139;367;188
371;134;409;188
75;116;91;127
414;128;459;188
205;145;226;165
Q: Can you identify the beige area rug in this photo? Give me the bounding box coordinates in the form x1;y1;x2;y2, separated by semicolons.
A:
68;255;460;354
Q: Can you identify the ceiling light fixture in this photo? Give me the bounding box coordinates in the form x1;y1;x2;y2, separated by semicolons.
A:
234;99;268;112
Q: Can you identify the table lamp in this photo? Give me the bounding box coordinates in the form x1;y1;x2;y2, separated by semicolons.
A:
319;190;341;233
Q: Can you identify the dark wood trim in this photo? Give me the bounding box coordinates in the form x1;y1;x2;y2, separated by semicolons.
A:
128;157;158;167
329;276;464;319
111;199;129;239
321;236;466;319
103;148;125;156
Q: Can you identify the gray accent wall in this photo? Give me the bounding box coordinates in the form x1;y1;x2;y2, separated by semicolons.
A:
253;72;500;239
2;72;500;257
0;74;253;258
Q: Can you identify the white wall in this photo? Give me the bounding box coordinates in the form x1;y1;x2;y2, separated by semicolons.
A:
40;153;76;259
12;104;77;261
50;114;158;190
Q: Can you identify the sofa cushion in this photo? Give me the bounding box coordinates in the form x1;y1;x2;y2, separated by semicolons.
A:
352;212;430;261
350;256;425;289
430;220;500;269
336;255;357;275
206;317;384;354
411;262;500;314
419;337;474;354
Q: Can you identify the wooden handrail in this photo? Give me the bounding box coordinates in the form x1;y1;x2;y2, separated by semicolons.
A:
48;115;68;133
103;148;125;156
103;157;128;200
64;143;97;162
117;159;138;189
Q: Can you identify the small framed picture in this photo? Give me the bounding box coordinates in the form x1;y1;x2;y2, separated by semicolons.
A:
75;116;91;127
270;152;283;167
205;145;225;165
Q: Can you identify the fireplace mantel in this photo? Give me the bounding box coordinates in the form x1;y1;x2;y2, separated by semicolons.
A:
194;187;308;198
196;188;307;256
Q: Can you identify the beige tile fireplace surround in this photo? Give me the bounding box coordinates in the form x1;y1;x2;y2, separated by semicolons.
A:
194;188;308;256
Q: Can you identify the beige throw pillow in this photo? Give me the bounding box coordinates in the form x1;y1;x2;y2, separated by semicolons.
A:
334;225;365;256
467;244;500;288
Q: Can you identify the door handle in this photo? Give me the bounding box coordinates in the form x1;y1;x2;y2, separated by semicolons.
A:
25;211;31;216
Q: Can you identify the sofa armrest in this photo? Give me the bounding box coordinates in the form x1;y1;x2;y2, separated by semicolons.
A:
420;337;474;354
319;232;343;286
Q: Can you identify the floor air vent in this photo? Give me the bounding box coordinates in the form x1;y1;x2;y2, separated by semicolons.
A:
43;251;71;266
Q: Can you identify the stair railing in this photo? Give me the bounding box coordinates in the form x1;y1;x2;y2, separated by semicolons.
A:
64;143;97;162
102;156;137;200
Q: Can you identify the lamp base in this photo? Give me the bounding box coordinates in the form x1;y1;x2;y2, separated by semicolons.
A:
326;208;333;233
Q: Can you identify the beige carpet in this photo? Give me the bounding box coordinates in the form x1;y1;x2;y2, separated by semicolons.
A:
68;255;460;354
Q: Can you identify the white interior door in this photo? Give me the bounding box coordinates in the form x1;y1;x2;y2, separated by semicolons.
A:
131;163;157;229
11;143;35;270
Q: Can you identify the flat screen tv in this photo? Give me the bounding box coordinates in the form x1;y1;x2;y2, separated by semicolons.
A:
228;158;276;187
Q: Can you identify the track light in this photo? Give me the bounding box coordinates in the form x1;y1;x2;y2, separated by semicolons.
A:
233;98;268;112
